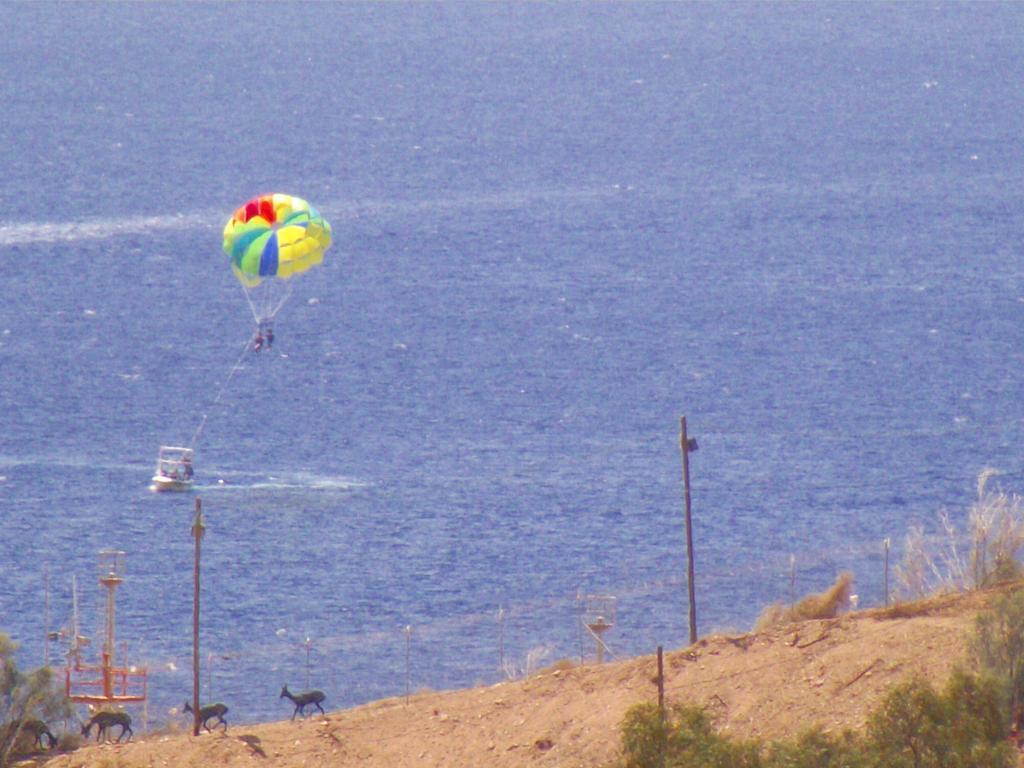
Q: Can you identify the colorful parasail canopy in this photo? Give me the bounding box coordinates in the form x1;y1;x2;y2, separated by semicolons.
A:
222;193;332;323
223;193;332;286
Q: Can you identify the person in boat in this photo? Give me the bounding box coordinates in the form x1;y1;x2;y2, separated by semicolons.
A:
265;326;274;348
182;455;194;480
253;330;264;352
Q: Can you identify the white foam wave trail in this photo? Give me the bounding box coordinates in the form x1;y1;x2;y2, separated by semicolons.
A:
0;211;219;246
325;183;627;222
200;472;369;493
0;453;150;473
0;184;628;247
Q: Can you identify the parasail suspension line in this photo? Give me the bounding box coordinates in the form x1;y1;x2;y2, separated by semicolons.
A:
239;280;294;326
189;334;257;452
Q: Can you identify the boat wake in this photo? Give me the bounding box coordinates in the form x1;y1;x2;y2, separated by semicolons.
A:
0;211;218;246
0;184;623;246
199;471;369;493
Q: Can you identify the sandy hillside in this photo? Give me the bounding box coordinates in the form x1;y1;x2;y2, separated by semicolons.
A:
34;588;1009;768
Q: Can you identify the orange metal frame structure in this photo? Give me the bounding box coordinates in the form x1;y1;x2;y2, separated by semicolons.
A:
64;551;148;707
66;652;148;705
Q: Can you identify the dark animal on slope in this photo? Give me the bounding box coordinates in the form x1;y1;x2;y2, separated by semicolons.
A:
184;700;229;732
81;711;133;743
22;719;57;750
280;685;326;720
2;718;57;751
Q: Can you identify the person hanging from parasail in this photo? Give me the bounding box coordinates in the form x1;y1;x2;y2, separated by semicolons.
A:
222;192;332;351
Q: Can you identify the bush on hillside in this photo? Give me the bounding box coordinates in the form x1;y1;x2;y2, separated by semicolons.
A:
865;671;1011;768
618;702;761;768
616;670;1012;768
970;588;1024;720
763;728;868;768
0;633;73;767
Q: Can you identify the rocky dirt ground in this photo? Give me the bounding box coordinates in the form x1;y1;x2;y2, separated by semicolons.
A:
28;588;1010;768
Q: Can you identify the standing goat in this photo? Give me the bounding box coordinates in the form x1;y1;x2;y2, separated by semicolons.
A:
184;700;229;732
81;711;133;743
280;685;326;720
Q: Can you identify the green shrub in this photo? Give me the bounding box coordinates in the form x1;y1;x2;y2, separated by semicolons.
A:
619;702;761;768
970;588;1024;717
0;633;73;767
616;670;1011;768
863;672;1011;768
764;728;868;768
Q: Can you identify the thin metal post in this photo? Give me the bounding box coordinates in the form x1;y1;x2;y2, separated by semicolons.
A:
498;608;505;677
191;497;205;737
680;416;698;645
656;645;665;716
404;625;412;704
789;554;797;606
576;593;585;665
883;537;891;607
43;567;50;667
304;637;313;691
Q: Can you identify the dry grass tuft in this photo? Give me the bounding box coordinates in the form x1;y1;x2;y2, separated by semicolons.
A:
896;468;1024;600
754;572;853;631
874;595;952;620
542;658;577;674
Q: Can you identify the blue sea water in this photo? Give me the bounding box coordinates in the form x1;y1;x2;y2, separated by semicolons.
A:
2;1;1024;726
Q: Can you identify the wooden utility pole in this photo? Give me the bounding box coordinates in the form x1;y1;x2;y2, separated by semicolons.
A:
656;645;665;717
304;637;313;690
191;497;205;737
404;625;412;705
680;416;698;645
883;537;891;607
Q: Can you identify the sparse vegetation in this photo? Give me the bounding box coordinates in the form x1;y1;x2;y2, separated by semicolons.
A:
897;469;1024;599
56;731;83;752
0;632;73;767
618;702;761;768
754;572;853;631
970;587;1024;724
502;644;554;680
617;669;1012;768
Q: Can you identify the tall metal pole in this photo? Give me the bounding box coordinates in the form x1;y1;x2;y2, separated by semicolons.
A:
680;416;698;645
883;537;891;607
656;645;665;718
304;637;312;691
498;607;505;677
191;497;205;737
43;567;50;667
404;625;412;705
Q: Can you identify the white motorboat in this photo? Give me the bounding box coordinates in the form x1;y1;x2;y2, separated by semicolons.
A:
150;446;195;492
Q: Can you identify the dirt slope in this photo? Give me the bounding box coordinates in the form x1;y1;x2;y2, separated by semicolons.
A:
37;589;1000;768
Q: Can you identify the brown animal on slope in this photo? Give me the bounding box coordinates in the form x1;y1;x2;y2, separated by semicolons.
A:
2;718;57;751
184;700;229;732
280;685;326;720
81;711;133;743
